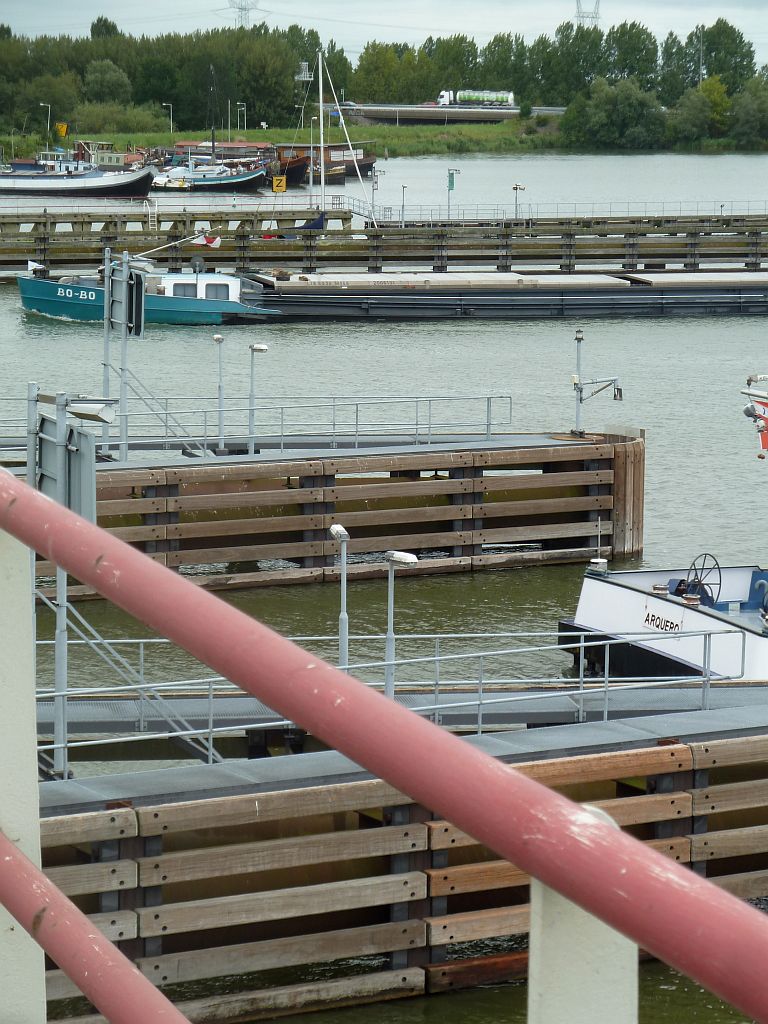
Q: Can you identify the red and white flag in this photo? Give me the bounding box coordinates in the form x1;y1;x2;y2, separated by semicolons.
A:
191;233;222;249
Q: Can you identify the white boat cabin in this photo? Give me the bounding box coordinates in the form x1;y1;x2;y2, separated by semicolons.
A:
146;271;247;303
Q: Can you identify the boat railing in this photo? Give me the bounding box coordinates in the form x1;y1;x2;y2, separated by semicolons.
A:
32;625;746;769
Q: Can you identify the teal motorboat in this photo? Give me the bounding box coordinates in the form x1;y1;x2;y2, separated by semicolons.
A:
17;268;281;326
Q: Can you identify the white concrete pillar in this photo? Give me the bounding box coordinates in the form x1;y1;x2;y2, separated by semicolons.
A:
528;805;638;1024
0;527;47;1022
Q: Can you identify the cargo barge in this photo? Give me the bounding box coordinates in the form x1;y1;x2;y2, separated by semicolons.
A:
246;270;768;319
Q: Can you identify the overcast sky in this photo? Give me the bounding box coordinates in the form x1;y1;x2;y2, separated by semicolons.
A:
7;1;768;65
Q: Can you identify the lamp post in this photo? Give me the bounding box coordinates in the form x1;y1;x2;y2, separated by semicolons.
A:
447;167;460;220
237;102;247;132
39;102;51;148
310;115;318;189
248;342;268;456
571;327;623;437
329;524;350;669
512;182;526;220
213;333;225;453
161;102;173;137
400;185;407;229
384;550;418;698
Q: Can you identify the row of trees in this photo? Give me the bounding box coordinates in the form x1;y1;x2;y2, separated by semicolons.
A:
560;74;768;150
352;19;758;107
0;18;350;135
0;17;764;147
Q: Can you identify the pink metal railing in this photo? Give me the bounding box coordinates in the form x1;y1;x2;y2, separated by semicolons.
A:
3;470;768;1021
0;831;190;1023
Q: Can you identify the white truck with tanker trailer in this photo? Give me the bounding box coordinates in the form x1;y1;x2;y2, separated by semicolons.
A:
437;89;515;106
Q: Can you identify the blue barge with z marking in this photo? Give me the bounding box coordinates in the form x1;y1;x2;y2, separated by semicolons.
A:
17;269;281;326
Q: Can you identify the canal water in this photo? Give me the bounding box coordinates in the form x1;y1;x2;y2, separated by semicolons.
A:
2;152;766;1022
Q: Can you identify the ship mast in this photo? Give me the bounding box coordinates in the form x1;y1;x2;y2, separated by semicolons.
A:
317;49;326;212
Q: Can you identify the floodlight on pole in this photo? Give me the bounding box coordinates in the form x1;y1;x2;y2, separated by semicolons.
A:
37;393;118;425
571;327;623;437
384;550;418;698
329;523;350;669
66;398;118;424
248;342;268;456
512;182;526;220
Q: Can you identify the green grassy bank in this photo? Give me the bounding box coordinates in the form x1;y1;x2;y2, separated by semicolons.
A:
1;117;560;162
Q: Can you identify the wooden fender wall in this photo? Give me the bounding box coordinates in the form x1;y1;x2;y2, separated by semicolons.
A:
42;734;768;1021
38;438;645;597
2;211;767;274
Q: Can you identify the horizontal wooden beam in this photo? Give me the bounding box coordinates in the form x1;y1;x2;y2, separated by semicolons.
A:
40;809;137;849
137;824;428;886
44;860;137;898
426;837;690;896
691;825;768;862
47;921;426;1001
427;906;530;945
137;872;427;937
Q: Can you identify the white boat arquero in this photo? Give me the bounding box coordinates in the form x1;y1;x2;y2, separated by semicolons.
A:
560;376;768;683
559;554;768;681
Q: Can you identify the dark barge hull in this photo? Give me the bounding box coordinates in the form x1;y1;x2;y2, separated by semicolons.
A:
280;156;311;185
0;167;155;198
557;618;701;679
252;284;768;320
180;172;266;194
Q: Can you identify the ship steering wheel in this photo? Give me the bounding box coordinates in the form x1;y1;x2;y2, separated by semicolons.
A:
685;553;722;605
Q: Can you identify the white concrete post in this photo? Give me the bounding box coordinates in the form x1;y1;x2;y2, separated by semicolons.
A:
0;523;47;1021
528;805;638;1024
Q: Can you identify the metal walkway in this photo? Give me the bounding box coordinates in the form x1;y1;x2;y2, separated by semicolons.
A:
37;684;768;737
39;701;768;816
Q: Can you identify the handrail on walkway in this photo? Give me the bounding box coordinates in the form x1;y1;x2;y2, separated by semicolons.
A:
3;469;768;1021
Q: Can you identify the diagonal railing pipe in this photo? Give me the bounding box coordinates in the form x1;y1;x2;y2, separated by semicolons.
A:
3;471;768;1021
0;830;191;1024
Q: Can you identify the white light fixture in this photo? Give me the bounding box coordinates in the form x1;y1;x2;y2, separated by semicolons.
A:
385;549;418;566
67;397;118;424
330;523;350;542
